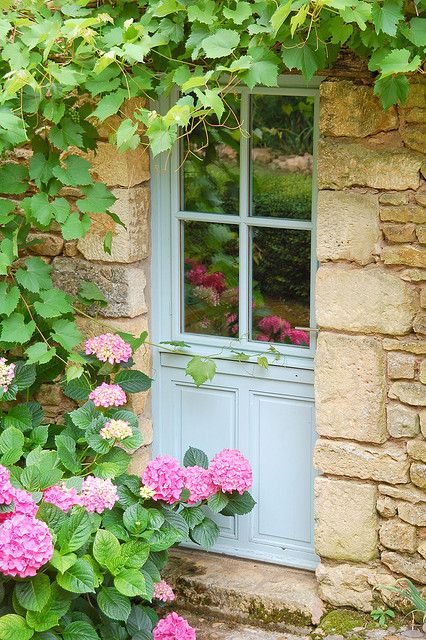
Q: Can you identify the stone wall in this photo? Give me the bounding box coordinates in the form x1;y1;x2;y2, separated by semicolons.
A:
314;77;426;610
31;100;153;473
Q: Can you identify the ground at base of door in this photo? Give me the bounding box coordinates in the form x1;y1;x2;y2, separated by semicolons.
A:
183;614;425;640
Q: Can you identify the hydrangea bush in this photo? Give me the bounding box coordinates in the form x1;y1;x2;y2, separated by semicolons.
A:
0;334;255;640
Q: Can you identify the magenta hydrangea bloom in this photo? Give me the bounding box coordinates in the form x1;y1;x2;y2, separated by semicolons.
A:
184;466;216;505
0;487;38;524
286;328;309;346
0;464;13;506
209;449;252;495
85;333;132;364
153;612;196;640
80;476;118;513
142;455;185;504
43;483;81;512
89;382;126;408
100;419;133;441
0;514;53;578
153;580;175;602
0;357;16;393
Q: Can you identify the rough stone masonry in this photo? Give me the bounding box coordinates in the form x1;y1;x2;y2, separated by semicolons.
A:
29;75;426;611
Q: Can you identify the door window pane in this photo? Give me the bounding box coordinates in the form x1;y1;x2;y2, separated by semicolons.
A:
183;221;239;337
250;227;310;347
251;95;314;220
181;94;240;215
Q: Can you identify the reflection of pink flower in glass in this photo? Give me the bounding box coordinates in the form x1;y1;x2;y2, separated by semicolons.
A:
226;313;237;324
256;334;270;342
187;263;207;286
258;315;283;335
187;262;226;294
209;449;252;495
231;325;238;334
184;466;216;504
203;272;225;293
287;328;309;346
153;612;196;640
142;455;185;505
193;286;220;306
0;514;53;578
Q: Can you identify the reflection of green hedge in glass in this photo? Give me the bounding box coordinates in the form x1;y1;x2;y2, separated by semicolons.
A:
253;228;311;302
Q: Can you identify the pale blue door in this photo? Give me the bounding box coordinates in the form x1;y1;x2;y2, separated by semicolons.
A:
151;80;319;570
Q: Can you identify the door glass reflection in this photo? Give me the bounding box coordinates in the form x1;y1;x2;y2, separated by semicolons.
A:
183;221;239;337
250;227;311;347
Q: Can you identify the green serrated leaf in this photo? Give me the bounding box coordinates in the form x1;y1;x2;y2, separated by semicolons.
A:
185;356;216;387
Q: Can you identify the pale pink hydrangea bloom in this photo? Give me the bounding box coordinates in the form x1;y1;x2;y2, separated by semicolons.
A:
85;333;132;364
43;483;82;512
100;419;133;441
209;449;252;495
153;580;175;602
0;487;38;524
184;466;216;505
142;455;185;505
0;358;15;393
80;476;118;513
89;382;126;408
0;514;53;578
153;612;196;640
0;464;13;506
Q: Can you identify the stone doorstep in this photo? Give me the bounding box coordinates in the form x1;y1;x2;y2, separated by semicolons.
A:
180;612;304;639
165;548;325;633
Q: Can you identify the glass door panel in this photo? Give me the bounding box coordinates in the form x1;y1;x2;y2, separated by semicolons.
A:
251;94;314;220
182;221;239;337
180;93;241;215
250;227;311;347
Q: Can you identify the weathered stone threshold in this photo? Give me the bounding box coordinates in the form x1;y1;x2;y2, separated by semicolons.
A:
165;548;325;633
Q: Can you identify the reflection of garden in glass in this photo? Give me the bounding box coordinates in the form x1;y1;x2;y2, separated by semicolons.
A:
251;228;310;347
251;94;314;220
183;222;239;337
181;94;240;215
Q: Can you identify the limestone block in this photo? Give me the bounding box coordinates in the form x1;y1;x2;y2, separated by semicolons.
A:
401;123;426;154
383;338;426;355
317;191;379;265
381;551;426;584
316;563;375;612
379;519;417;553
387;404;420;438
389;381;426;406
314;477;378;562
315;333;386;443
421;360;426;383
87;142;150;187
405;82;426;109
380;204;426;225
316;265;416;335
138;416;153;446
414;312;426;334
379;193;409;206
415;185;426;207
28;233;64;257
401;268;426;282
419;541;426;560
320;81;398;137
417;226;426;244
377;496;398;518
52;256;147;318
128;445;151;475
381;245;426;268
314;439;410;484
387;352;416;379
77;186;150;263
402;108;426;124
408;440;426;463
398;501;426;526
421;409;426;437
63;241;79;257
318;139;422;191
382;223;416;243
77;314;151;415
379;482;426;504
410;462;426;489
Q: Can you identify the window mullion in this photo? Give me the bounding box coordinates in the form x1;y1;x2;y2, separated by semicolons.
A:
238;88;250;342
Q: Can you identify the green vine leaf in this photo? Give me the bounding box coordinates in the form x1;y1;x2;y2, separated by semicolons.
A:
185;356;216;387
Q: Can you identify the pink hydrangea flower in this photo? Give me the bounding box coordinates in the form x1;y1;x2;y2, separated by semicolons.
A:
184;466;216;505
85;333;132;364
43;483;81;512
0;487;38;524
153;580;175;602
209;449;252;495
80;476;118;513
0;465;13;506
0;514;53;578
89;383;126;408
286;328;309;346
0;358;15;393
100;419;133;441
142;455;185;505
153;612;196;640
258;315;283;336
